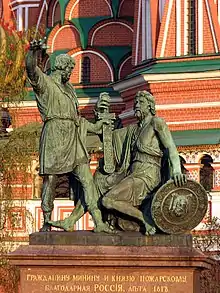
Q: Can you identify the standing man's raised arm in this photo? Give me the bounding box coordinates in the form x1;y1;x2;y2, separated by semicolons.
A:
25;40;40;83
25;39;47;93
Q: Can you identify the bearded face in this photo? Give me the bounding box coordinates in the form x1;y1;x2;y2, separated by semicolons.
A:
134;96;150;121
61;64;74;83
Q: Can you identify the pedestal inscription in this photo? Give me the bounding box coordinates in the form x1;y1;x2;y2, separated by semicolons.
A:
21;268;193;293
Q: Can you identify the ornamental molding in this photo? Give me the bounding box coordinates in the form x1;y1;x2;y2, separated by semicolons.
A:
10;0;40;8
179;147;220;163
150;83;220;93
113;71;220;93
178;144;220;151
144;70;220;83
113;76;146;92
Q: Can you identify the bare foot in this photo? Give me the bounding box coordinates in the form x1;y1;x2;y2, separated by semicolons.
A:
145;223;156;236
48;218;76;231
39;223;51;232
93;223;116;234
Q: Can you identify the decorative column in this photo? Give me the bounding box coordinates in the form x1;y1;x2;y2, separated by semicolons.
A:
184;163;202;182
133;0;153;65
210;163;220;190
10;2;40;31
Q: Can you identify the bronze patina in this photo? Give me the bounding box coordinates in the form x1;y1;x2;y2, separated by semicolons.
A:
95;92;115;174
49;91;205;235
151;179;208;234
26;39;112;233
27;40;207;235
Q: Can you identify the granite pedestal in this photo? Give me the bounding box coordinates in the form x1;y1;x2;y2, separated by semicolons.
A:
9;231;213;293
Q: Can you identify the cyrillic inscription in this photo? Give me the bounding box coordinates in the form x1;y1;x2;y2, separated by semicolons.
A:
22;269;190;293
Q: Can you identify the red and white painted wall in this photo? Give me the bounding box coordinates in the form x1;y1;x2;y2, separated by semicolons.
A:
1;1;220;242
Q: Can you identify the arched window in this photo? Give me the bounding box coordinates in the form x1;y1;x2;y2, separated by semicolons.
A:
81;57;91;84
188;0;196;55
179;156;189;176
200;155;214;191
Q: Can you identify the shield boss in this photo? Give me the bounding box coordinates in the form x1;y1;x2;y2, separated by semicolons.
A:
151;180;208;234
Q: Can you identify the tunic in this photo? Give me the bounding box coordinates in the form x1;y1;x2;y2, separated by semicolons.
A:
110;117;164;206
30;67;89;175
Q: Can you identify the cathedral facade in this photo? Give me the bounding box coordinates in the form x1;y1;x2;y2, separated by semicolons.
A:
1;0;220;243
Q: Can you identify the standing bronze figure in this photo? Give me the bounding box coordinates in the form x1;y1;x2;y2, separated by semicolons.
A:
26;40;112;233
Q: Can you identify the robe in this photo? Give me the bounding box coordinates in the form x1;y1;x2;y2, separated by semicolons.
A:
30;67;90;175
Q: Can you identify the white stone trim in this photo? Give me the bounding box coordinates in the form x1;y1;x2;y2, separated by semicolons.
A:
68;0;79;20
159;0;166;22
79;57;82;84
10;0;40;5
141;0;146;61
25;6;29;30
17;6;23;31
90;22;133;46
118;0;125;17
143;70;220;82
167;119;220;125
51;25;80;52
156;101;220;110
176;0;181;56
4;96;123;108
52;0;58;26
135;0;142;65
205;0;219;53
113;75;145;92
119;101;220;120
118;56;132;80
69;0;113;19
87;97;122;105
218;0;220;25
211;163;220;168
160;0;174;57
8;100;220;111
78;97;123;106
71;50;114;82
119;116;220;126
198;0;203;54
183;0;188;55
146;0;152;59
11;3;39;10
114;70;220;92
36;0;48;34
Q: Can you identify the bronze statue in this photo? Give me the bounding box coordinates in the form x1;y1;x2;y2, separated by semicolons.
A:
26;39;112;233
49;91;187;235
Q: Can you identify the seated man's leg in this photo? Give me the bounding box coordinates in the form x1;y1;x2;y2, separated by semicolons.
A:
102;177;156;235
40;174;57;232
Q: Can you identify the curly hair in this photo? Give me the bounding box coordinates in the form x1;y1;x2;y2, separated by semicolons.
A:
54;54;75;70
135;90;156;115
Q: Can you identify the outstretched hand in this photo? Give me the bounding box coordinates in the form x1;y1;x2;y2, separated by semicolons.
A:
173;173;187;187
29;37;48;52
95;92;111;113
95;119;115;131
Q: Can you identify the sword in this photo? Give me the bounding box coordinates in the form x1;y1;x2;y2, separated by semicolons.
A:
95;93;115;174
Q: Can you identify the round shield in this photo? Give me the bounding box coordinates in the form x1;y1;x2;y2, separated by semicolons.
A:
151;179;208;234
